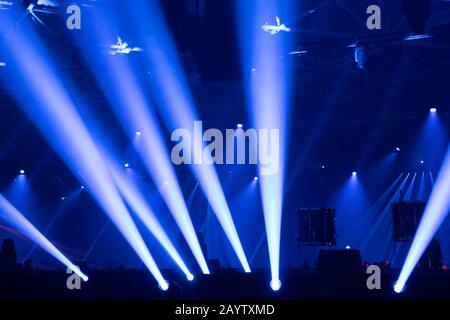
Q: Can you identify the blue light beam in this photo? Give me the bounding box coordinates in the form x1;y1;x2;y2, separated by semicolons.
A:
395;146;450;293
0;193;88;281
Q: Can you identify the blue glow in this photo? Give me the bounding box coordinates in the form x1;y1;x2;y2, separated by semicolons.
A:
352;171;357;176
0;12;168;288
395;146;450;293
126;0;250;272
0;193;88;281
235;0;293;286
19;170;25;175
101;151;194;279
70;5;210;275
430;107;437;113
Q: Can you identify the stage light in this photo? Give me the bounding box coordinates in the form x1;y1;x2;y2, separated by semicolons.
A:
395;147;401;152
235;0;292;286
321;165;325;169
124;163;130;168
393;281;405;294
254;176;259;181
187;273;195;281
345;245;351;249
0;62;5;67
159;280;170;291
126;0;249;273
0;193;89;282
81;185;85;190
352;171;357;176
61;196;66;201
270;279;282;291
19;170;25;175
101;153;194;279
430;107;437;113
237;123;243;128
395;147;450;295
70;6;210;275
0;11;168;289
420;160;424;164
135;131;142;136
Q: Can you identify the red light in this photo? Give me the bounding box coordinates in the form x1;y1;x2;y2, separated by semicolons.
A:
442;265;447;271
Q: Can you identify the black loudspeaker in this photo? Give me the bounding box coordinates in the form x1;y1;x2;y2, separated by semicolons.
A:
318;250;362;275
296;208;336;245
391;201;426;241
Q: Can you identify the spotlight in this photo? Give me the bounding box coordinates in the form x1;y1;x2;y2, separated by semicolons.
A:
345;245;351;250
135;131;142;136
61;197;66;201
187;273;195;281
270;279;282;291
0;62;6;67
321;165;325;169
81;185;85;190
124;163;130;168
420;160;424;164
430;107;437;113
19;170;25;175
159;280;170;291
395;147;401;152
352;172;357;176
254;176;259;181
393;281;405;294
237;123;243;128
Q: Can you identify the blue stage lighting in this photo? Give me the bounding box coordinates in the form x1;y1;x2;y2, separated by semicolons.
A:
135;131;142;136
69;7;210;275
430;107;437;113
0;193;88;282
254;176;259;181
352;171;357;176
395;147;450;294
237;123;243;128
125;0;249;272
0;12;168;289
395;147;401;152
235;0;293;286
124;163;130;168
19;170;25;175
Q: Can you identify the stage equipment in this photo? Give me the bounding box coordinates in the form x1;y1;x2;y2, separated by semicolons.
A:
296;208;336;246
318;250;363;275
391;201;426;241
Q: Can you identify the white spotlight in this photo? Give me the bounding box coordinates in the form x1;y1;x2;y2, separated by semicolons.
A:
135;131;142;136
187;273;195;281
270;279;282;291
352;171;357;176
159;280;170;291
124;163;130;168
395;147;401;152
19;170;25;175
254;176;259;181
393;281;405;294
237;123;243;129
345;245;351;250
430;107;437;113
